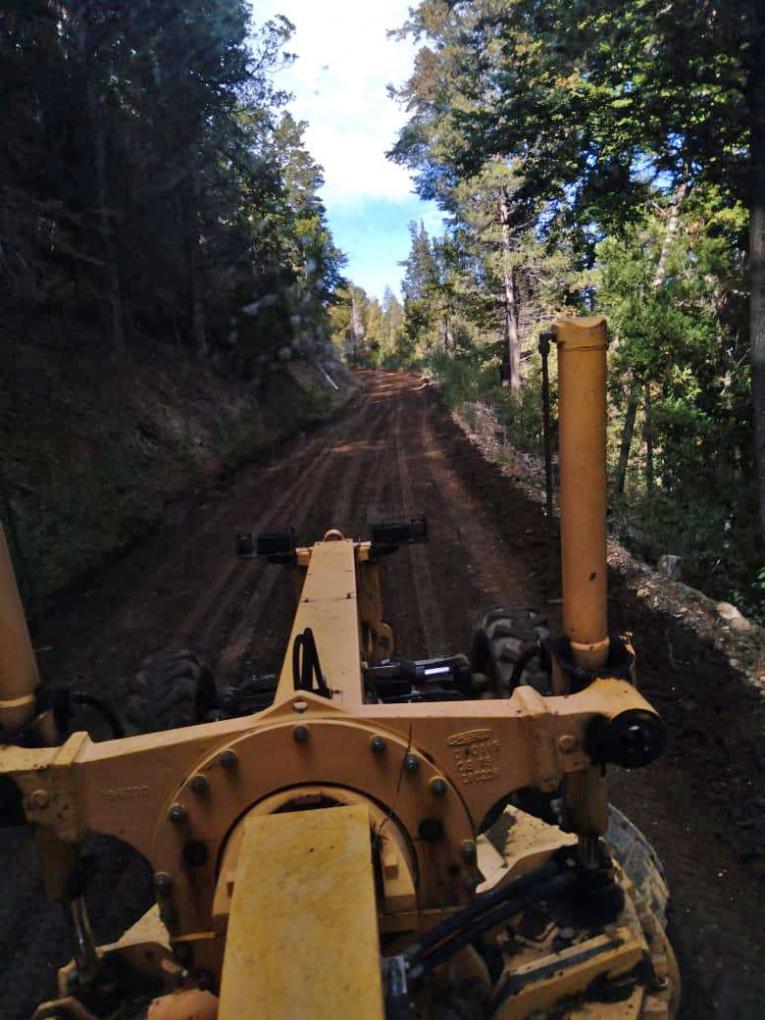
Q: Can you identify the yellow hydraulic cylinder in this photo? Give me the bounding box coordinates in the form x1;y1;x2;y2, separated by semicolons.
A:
555;317;609;671
0;524;40;734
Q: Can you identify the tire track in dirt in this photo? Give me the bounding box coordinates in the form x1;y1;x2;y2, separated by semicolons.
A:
56;402;353;676
180;390;381;650
392;393;449;655
215;397;391;676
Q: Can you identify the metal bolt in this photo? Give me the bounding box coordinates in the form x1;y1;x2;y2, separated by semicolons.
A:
190;774;210;796
29;789;49;810
293;699;308;714
461;840;477;863
557;734;578;753
293;725;309;744
370;735;387;754
418;818;445;842
403;753;420;774
155;872;173;896
559;926;576;942
219;749;238;768
429;777;447;797
168;803;187;824
183;841;209;868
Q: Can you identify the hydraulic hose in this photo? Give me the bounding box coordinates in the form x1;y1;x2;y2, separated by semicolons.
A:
404;859;561;964
409;872;579;979
292;627;331;698
70;692;125;739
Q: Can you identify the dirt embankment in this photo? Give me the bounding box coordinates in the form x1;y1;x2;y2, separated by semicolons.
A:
0;344;353;607
0;371;763;1018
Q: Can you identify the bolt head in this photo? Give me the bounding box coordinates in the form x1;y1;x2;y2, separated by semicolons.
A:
155;872;172;895
557;734;578;753
29;789;49;810
183;840;209;868
429;777;447;797
403;753;420;774
219;749;238;768
190;774;210;795
418;818;445;842
370;735;387;754
168;803;187;824
293;724;309;744
292;699;308;714
461;839;477;863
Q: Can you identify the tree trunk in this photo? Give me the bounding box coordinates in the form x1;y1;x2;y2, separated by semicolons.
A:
76;4;125;357
93;118;125;357
499;191;522;390
350;290;364;362
183;173;207;360
750;9;765;534
652;182;686;290
614;395;638;495
442;312;454;351
645;383;655;497
614;182;686;493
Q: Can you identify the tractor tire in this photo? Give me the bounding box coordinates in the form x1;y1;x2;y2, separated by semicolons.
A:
607;804;670;928
470;606;550;697
125;648;217;733
607;805;682;1013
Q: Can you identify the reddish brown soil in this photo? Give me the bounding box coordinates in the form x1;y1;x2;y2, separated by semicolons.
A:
1;371;763;1018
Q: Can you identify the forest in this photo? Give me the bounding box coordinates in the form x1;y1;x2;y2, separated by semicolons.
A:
0;0;351;598
2;0;763;615
1;0;343;369
333;0;765;615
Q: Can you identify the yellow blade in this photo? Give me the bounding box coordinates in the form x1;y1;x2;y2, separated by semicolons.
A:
218;804;384;1020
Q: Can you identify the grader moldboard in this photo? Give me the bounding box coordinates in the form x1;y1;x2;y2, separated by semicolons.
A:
0;317;680;1020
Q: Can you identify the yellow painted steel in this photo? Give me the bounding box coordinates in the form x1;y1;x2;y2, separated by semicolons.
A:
218;804;385;1020
276;536;363;705
0;524;40;733
492;927;644;1019
555;317;610;671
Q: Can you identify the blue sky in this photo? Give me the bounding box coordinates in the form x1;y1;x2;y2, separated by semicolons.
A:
253;0;445;299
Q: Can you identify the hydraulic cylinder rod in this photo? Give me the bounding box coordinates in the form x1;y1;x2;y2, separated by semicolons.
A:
0;524;40;734
555;318;609;671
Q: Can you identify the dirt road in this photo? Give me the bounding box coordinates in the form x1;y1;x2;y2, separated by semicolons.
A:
2;372;763;1017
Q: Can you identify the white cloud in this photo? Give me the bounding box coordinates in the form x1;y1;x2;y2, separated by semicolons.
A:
252;0;418;206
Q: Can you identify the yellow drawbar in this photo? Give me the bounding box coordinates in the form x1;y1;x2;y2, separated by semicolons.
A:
218;804;385;1020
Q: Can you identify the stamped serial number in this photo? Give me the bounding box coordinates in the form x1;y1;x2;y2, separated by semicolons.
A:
448;729;500;785
101;785;149;801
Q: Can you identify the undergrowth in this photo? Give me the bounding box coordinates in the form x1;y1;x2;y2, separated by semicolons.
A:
426;350;764;619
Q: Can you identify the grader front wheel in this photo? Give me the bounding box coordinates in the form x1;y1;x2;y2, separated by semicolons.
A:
471;607;550;697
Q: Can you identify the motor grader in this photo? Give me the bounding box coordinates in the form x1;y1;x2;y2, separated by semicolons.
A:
0;317;679;1019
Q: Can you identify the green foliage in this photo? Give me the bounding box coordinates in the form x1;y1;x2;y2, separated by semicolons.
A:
329;284;405;367
0;2;344;366
392;0;763;613
428;348;546;456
